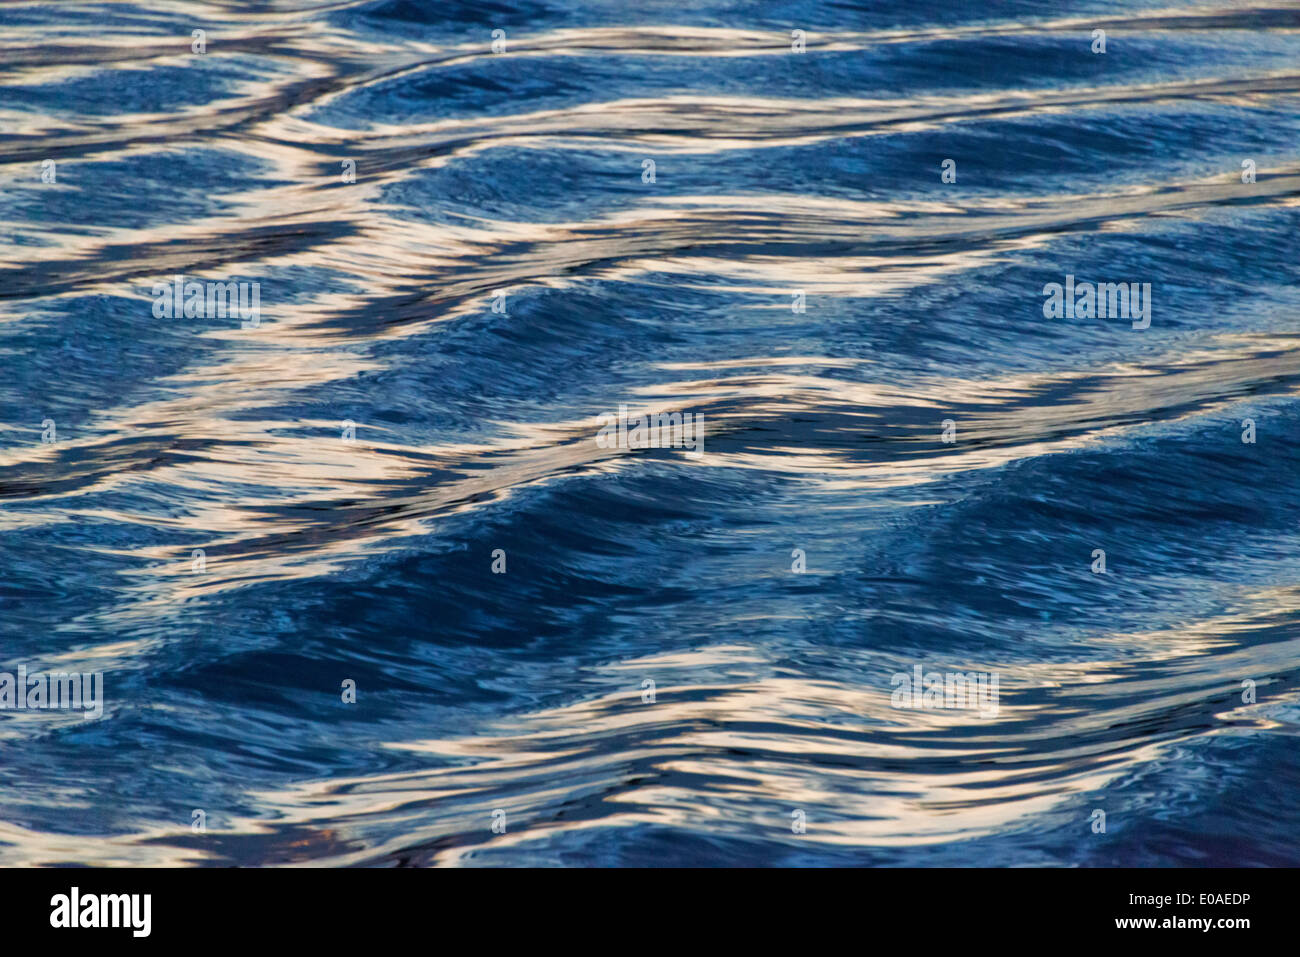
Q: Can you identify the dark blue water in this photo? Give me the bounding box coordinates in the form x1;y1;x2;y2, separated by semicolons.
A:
2;0;1299;866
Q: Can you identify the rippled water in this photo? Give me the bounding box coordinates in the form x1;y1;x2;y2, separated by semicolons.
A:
2;0;1299;866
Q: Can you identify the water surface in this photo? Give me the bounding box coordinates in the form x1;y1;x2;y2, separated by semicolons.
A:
2;0;1300;865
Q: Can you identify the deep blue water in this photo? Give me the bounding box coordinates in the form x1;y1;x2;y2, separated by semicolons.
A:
1;0;1299;866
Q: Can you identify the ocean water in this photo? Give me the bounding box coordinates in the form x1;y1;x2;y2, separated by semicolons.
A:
1;0;1299;867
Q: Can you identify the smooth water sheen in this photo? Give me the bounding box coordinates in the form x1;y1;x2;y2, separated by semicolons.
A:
1;0;1299;866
